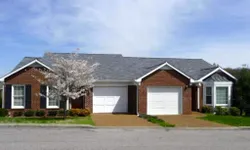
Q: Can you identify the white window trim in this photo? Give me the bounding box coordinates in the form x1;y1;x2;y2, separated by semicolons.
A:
203;82;233;108
46;86;59;109
11;85;25;109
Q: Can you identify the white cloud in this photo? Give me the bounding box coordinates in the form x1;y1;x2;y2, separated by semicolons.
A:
177;42;250;68
18;0;204;56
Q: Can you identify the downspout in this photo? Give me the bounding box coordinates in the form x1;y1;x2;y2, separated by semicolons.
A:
2;82;4;108
136;84;139;116
197;83;200;111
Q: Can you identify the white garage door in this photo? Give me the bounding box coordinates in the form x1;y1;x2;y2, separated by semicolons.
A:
147;87;182;115
93;87;128;113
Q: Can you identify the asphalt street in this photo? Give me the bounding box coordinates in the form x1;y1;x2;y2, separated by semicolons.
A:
0;127;250;150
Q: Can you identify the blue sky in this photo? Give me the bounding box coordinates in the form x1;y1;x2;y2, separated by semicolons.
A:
0;0;250;76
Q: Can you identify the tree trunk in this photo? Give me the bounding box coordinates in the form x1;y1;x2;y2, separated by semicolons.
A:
63;99;67;119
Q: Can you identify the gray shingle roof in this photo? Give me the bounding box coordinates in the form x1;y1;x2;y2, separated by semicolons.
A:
204;72;230;82
7;53;218;81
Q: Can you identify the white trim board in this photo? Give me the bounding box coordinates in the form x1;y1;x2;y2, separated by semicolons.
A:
46;86;59;109
198;67;237;82
135;61;193;83
11;85;26;109
203;81;232;107
0;59;52;81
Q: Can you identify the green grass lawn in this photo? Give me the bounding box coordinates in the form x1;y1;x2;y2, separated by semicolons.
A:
0;116;94;125
200;115;250;126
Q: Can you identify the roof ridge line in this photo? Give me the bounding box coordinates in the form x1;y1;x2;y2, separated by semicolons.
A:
123;56;203;60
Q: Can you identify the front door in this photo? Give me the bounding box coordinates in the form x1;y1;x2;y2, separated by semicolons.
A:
71;96;84;109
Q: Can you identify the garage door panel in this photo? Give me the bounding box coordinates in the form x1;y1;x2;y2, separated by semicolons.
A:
93;87;128;113
147;87;182;115
93;106;105;113
93;97;105;105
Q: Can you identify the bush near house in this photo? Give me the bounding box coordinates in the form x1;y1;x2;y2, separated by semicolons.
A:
68;109;91;117
244;105;250;116
215;106;229;115
47;110;58;116
58;110;68;116
35;110;46;117
204;106;240;116
24;110;35;117
229;107;240;116
13;111;23;117
0;109;8;117
201;106;213;114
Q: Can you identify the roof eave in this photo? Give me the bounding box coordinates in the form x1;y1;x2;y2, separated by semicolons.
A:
0;59;52;81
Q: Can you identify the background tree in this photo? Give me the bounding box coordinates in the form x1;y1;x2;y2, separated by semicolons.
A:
226;66;250;115
235;68;250;115
36;52;99;118
0;91;2;108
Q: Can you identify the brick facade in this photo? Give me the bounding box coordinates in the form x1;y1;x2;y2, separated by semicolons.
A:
84;89;93;112
5;67;44;110
4;67;194;115
138;70;192;115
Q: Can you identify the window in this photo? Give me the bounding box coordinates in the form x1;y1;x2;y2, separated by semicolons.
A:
206;87;212;104
216;87;228;104
47;86;59;108
12;85;25;108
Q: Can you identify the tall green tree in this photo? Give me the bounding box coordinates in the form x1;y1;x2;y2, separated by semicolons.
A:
0;92;2;108
234;68;250;115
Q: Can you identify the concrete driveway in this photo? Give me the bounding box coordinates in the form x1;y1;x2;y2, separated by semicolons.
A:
0;127;250;150
158;112;228;127
92;114;156;126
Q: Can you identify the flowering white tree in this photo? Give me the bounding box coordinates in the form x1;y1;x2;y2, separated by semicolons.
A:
36;52;99;118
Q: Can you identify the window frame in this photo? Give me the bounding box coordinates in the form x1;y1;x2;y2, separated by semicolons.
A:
11;85;25;109
216;86;229;105
203;82;232;107
205;86;212;105
46;86;59;109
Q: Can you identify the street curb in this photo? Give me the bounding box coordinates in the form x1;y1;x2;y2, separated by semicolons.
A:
0;124;249;130
166;127;250;130
0;124;95;129
95;126;250;130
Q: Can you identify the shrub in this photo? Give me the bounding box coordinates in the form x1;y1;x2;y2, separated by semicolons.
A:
13;111;23;117
222;107;230;115
0;95;2;108
47;110;58;116
68;109;81;116
68;109;91;117
0;108;8;117
57;110;68;116
230;107;240;116
24;110;35;117
215;106;223;115
244;105;250;116
215;106;229;115
78;109;91;117
201;106;213;113
35;110;46;117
